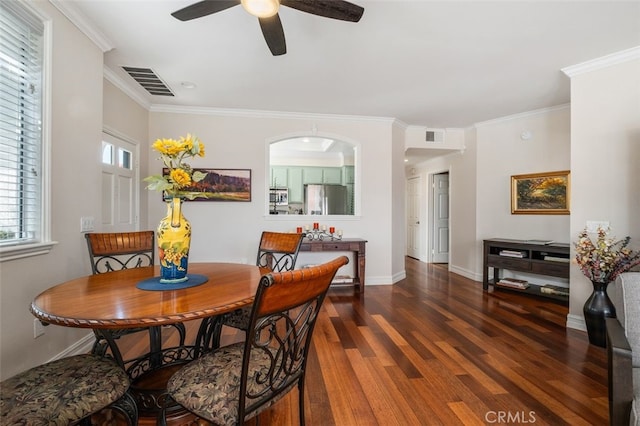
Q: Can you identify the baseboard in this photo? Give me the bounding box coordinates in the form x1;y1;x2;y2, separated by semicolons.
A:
449;264;480;282
566;313;587;331
392;270;406;284
48;333;94;363
365;275;397;285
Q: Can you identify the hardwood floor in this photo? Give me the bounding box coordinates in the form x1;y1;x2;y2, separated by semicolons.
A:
117;257;609;425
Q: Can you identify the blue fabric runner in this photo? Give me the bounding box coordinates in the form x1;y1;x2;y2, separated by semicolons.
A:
136;274;209;291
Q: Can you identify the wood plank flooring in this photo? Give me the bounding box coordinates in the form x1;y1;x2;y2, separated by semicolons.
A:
116;257;609;425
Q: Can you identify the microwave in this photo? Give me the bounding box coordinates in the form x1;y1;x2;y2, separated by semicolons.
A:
269;188;288;205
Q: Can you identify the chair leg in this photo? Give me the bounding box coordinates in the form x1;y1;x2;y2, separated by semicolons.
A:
157;393;171;426
195;317;225;355
110;390;139;425
173;323;187;346
298;381;306;426
211;319;224;350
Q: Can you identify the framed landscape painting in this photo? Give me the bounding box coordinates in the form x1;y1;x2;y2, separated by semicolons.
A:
511;170;570;215
163;168;251;202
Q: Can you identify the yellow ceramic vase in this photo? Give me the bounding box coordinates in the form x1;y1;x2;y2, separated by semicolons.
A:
157;197;191;283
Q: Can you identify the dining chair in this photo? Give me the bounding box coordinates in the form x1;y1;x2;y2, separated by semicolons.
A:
214;231;305;347
1;354;137;425
85;231;156;274
158;255;349;426
85;231;185;359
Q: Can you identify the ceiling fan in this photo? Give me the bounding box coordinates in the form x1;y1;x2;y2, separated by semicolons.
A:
171;0;364;56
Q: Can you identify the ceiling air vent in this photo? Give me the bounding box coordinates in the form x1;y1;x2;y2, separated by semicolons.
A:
122;66;174;97
425;129;445;143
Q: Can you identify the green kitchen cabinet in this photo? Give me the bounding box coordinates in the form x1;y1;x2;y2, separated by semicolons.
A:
270;167;288;188
288;167;303;203
322;167;342;184
302;167;324;184
342;166;355;184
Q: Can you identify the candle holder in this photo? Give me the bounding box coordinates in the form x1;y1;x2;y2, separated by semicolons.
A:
302;225;342;241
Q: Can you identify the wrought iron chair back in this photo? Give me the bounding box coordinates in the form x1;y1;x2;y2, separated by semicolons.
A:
240;255;348;421
85;231;155;274
161;256;348;426
255;231;305;272
84;231;186;375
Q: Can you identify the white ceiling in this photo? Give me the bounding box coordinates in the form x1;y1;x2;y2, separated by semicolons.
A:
57;0;639;154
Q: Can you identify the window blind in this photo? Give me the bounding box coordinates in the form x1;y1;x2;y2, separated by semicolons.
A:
0;2;43;246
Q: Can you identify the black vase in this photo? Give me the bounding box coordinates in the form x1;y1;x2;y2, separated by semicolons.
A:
583;280;616;348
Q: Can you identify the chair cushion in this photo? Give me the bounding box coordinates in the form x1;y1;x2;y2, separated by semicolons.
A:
613;273;640;368
632;368;640;426
221;307;251;331
167;342;291;425
1;354;129;425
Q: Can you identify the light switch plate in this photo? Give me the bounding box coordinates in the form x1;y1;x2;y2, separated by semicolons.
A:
80;216;95;232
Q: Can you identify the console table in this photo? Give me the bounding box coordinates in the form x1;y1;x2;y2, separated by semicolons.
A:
300;238;367;293
483;238;570;303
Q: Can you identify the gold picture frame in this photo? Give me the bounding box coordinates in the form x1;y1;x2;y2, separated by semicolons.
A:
511;170;570;215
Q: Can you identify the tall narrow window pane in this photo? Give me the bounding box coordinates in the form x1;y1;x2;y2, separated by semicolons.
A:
119;148;131;170
102;142;113;165
0;2;44;246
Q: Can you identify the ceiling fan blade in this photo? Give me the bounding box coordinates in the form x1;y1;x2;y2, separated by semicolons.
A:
259;15;287;56
280;0;364;22
171;0;240;21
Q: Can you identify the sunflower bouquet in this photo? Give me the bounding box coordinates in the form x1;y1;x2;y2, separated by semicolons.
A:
144;133;207;199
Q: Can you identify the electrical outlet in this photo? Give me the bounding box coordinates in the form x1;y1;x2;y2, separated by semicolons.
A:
33;318;45;338
80;216;95;232
586;220;609;233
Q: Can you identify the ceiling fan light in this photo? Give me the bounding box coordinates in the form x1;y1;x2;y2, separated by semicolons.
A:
241;0;280;18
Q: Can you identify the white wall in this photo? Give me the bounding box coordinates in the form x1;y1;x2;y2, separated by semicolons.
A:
475;106;572;275
147;110;402;284
566;52;640;328
392;122;407;282
0;1;105;380
411;105;571;283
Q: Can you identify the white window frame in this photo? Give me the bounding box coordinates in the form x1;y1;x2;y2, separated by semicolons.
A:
0;2;55;262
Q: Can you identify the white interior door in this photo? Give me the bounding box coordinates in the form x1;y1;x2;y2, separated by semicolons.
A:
406;176;421;259
432;172;449;263
101;132;139;232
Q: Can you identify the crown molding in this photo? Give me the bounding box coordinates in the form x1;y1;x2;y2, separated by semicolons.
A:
562;46;640;77
48;0;113;52
474;103;570;128
104;66;398;124
103;66;151;110
393;119;409;130
149;104;396;124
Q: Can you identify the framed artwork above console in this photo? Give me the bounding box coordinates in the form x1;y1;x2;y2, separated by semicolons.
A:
511;170;570;215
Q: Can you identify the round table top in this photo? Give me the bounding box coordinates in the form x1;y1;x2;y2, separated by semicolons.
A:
30;263;265;329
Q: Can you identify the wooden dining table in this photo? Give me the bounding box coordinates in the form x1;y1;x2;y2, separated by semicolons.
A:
30;262;266;421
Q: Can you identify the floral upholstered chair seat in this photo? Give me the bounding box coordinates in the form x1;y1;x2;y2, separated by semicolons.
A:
167;342;293;425
0;354;133;425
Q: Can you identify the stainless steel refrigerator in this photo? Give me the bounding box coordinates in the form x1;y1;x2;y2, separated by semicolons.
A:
304;184;348;215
